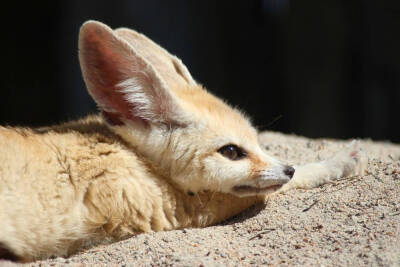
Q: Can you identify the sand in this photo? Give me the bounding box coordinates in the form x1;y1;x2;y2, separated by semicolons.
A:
3;132;400;266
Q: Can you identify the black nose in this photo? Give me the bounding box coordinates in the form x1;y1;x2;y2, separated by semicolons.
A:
283;165;295;178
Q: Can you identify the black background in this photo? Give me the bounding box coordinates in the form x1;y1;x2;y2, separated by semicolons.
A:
1;1;399;142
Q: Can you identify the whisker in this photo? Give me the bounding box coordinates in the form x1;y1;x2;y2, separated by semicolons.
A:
257;114;283;131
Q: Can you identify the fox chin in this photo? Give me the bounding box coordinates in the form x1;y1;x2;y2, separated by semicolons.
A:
0;20;366;262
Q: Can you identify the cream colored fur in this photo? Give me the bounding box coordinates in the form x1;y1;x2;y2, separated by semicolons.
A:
0;21;366;262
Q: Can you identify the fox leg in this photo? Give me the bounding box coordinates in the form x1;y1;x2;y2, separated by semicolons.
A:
277;140;367;193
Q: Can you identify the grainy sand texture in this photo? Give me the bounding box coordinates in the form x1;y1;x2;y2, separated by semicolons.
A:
3;132;400;266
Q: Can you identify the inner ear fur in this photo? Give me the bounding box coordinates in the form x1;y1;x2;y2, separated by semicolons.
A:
78;21;189;127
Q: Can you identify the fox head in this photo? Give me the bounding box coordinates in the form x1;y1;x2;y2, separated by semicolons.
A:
79;21;294;197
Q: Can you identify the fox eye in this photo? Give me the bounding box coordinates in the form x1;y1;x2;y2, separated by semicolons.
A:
218;144;247;160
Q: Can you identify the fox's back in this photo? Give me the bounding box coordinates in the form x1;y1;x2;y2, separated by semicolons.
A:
0;115;123;193
0;116;155;259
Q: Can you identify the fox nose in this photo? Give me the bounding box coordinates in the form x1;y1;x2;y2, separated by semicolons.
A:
283;165;295;178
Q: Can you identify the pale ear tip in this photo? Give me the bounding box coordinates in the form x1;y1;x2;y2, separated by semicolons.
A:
81;20;103;28
80;20;112;35
115;27;129;32
115;27;141;36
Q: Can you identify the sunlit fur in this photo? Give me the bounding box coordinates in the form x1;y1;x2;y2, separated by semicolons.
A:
113;80;285;195
0;21;366;262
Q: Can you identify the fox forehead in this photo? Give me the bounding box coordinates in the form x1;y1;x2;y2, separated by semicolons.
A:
174;85;259;145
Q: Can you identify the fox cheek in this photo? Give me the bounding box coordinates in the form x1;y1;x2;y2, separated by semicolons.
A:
201;156;251;190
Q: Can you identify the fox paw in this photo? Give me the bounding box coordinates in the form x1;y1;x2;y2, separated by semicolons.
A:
275;140;368;194
332;140;368;177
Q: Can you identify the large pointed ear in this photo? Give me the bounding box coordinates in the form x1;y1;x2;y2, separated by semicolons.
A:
79;21;188;127
115;27;197;90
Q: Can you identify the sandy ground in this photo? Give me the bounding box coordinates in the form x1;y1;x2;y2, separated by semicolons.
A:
3;132;400;266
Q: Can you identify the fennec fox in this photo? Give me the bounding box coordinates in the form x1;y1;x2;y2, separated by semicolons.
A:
0;21;366;262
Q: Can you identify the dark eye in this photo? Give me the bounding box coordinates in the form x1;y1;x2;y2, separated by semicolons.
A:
218;144;247;160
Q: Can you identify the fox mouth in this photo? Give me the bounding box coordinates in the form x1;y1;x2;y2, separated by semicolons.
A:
232;184;282;195
232;166;294;196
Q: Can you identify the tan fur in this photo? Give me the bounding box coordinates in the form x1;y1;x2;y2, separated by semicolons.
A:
0;21;366;262
0;116;263;260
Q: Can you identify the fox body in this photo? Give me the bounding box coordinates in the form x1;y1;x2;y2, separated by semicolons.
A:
0;21;366;261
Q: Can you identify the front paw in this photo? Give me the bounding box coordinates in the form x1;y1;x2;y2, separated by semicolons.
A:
274;140;368;195
333;140;368;177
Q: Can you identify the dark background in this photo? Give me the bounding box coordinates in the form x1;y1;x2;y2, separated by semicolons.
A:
1;1;399;142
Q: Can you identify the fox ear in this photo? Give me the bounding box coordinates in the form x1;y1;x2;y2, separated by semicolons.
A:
79;21;188;127
115;27;197;90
